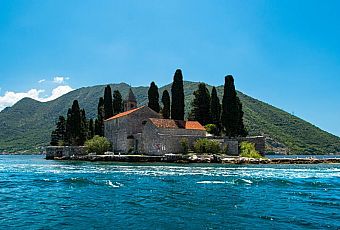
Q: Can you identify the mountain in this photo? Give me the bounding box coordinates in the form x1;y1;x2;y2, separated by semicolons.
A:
0;81;339;154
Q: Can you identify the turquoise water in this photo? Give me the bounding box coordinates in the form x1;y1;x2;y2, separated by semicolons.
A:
0;155;339;229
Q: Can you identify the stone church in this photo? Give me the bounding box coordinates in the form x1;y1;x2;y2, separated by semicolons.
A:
104;89;207;155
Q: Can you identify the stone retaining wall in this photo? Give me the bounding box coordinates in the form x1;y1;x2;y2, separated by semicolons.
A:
46;146;87;159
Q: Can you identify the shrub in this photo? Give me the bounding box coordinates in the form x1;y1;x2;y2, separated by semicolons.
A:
180;138;189;154
194;139;220;154
239;141;263;158
221;145;228;155
205;124;219;136
85;135;111;155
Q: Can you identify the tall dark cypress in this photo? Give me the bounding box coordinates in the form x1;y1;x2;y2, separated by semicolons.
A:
189;83;211;125
64;100;82;145
71;100;82;145
50;131;59;146
96;97;105;136
171;69;185;120
104;85;113;119
113;90;123;115
50;116;66;146
79;109;88;145
148;81;160;113
161;90;170;119
221;75;247;137
65;108;72;145
237;97;248;137
94;118;100;136
89;118;95;139
210;87;222;134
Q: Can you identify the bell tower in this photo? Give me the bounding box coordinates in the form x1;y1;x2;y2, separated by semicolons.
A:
123;88;137;111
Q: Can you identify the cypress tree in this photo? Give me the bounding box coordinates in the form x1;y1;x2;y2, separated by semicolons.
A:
171;69;185;120
113;90;123;115
210;87;222;135
96;97;105;136
89;118;95;139
221;75;247;137
50;131;58;146
94;118;101;136
79;109;88;145
65;108;72;145
104;85;113;119
148;81;160;113
237;97;248;137
71;100;82;145
189;83;211;125
50;116;66;146
161;90;170;119
64;100;82;145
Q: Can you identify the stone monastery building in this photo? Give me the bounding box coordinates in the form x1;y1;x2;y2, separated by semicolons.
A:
104;89;207;155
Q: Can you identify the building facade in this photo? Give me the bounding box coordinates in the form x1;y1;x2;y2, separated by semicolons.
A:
104;89;265;156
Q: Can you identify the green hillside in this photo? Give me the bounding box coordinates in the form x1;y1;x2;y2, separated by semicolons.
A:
0;81;339;154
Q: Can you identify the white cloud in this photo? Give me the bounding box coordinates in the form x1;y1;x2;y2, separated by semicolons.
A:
53;76;70;84
38;79;46;83
0;85;74;111
40;85;73;102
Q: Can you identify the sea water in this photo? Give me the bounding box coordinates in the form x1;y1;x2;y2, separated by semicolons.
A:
0;155;339;229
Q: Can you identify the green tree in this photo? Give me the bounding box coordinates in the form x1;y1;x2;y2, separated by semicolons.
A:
112;90;123;115
221;75;247;137
205;124;219;136
50;131;58;146
180;138;189;154
50;116;66;146
79;109;88;145
161;90;170;119
194;139;221;154
171;69;185;120
237;97;248;137
189;83;211;125
72;100;82;145
104;85;113;119
94;118;100;136
148;81;160;113
85;135;111;155
64;108;72;145
89;118;95;139
96;97;105;136
239;141;263;158
210;86;221;135
65;100;82;145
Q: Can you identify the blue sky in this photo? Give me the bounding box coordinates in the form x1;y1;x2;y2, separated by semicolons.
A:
0;0;339;137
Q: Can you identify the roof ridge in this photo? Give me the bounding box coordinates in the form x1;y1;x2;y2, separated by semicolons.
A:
148;118;205;131
105;106;145;121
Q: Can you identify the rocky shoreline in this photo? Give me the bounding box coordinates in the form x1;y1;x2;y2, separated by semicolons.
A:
48;154;340;164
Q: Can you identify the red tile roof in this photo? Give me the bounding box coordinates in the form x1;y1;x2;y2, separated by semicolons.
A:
149;118;206;131
105;106;144;121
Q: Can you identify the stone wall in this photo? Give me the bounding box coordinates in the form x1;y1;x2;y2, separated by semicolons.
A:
206;136;265;156
46;146;87;159
238;136;266;155
142;122;206;155
206;137;239;155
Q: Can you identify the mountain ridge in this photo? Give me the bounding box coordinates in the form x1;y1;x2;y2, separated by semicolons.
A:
0;81;339;154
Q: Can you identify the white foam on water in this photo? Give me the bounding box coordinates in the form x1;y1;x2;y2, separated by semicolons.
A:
197;181;226;184
241;179;253;184
107;180;120;188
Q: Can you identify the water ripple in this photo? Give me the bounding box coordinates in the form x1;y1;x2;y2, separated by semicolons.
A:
0;155;339;229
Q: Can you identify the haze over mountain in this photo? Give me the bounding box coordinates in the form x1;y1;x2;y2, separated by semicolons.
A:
0;81;339;154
